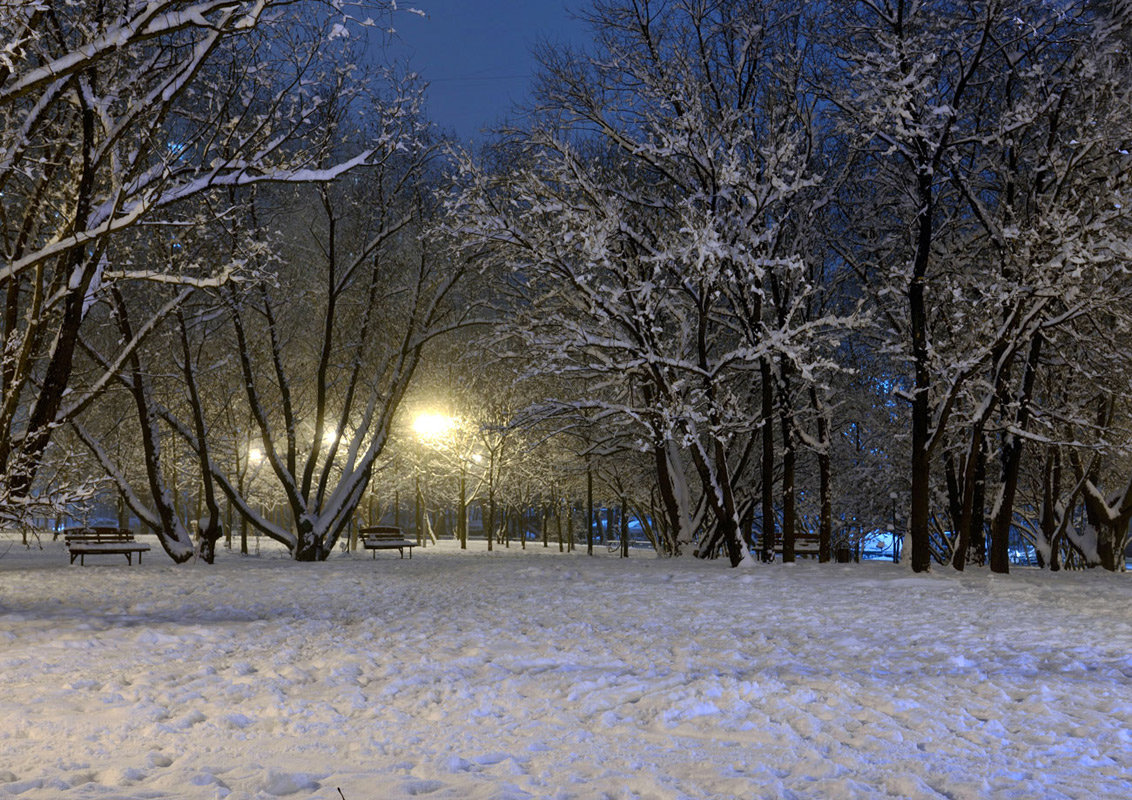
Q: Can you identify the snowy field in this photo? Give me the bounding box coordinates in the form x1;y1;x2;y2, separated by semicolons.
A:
1;536;1130;800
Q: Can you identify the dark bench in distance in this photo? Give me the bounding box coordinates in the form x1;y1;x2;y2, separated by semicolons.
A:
359;526;416;559
65;527;151;566
771;532;822;559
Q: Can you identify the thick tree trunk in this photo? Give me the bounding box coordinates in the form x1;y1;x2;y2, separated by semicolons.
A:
908;170;935;574
713;441;747;566
909;399;932;573
8;102;99;501
686;435;748;566
950;432;986;571
1081;491;1131;573
654;441;685;555
971;443;988;565
113;292;194;563
1096;522;1121;572
294;519;324;562
178;311;223;564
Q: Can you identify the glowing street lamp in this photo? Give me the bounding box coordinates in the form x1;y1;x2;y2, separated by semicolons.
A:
412;412;454;549
242;443;266;556
412;412;456;441
413;411;477;550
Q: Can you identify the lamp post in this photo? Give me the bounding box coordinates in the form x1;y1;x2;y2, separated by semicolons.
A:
414;411;472;549
415;474;423;546
238;444;265;556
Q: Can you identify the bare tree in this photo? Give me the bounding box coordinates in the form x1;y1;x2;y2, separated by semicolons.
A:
0;1;384;521
454;1;855;567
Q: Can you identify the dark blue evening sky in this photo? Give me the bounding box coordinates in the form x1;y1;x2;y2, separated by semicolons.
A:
384;1;589;141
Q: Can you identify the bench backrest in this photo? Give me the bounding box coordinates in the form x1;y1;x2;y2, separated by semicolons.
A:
359;526;407;541
64;527;135;543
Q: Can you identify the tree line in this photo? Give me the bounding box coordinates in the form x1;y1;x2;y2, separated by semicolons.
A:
1;1;1129;571
451;0;1132;573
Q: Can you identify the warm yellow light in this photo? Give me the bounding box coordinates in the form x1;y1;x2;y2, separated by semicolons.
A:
413;412;456;440
248;446;264;464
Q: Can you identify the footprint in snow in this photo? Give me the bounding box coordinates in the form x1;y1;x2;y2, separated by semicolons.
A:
403;778;446;795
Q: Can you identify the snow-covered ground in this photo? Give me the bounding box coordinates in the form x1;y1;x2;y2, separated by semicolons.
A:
1;535;1130;800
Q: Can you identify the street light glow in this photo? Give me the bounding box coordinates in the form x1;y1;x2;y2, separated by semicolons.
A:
413;412;456;441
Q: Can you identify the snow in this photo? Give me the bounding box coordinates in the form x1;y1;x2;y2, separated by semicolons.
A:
1;539;1130;800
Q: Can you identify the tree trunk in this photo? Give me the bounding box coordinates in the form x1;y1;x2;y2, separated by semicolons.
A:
760;357;776;562
8;102;99;502
294;518;323;562
990;333;1042;573
950;431;986;572
619;496;629;558
1041;449;1061;571
415;477;424;547
459;467;467;550
556;498;564;552
780;409;797;563
111;289;194;563
908;170;934;574
811;388;833;563
586;466;595;556
971;443;987;565
654;441;685;555
487;488;496;552
177;310;223;564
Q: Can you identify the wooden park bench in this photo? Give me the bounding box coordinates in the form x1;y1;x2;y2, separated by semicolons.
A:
772;532;822;559
359;525;416;559
65;527;151;566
